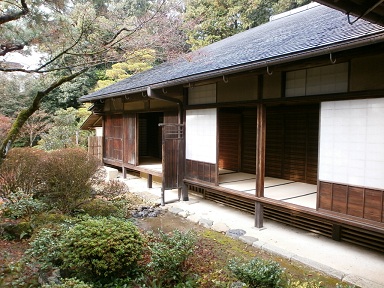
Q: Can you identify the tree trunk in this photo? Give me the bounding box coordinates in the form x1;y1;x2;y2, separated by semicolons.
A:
0;69;87;164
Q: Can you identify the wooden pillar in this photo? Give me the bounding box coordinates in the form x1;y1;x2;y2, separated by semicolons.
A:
122;166;127;179
147;174;153;188
181;88;189;201
255;103;266;228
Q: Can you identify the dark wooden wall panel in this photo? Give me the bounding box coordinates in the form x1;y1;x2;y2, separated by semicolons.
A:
266;105;319;184
162;111;179;189
319;181;384;223
364;189;383;222
138;118;147;156
332;184;348;214
241;110;256;174
104;115;123;161
186;159;216;183
319;181;332;210
219;112;241;171
347;187;364;218
123;113;136;165
265;115;284;178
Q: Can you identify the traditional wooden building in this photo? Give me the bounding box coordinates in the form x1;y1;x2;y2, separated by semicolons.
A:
80;3;384;252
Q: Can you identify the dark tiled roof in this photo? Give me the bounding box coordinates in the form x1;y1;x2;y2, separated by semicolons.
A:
80;3;384;102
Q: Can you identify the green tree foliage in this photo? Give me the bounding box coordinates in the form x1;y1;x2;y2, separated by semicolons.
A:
0;73;34;117
272;0;311;14
42;70;99;113
18;110;52;147
37;107;90;150
95;48;156;90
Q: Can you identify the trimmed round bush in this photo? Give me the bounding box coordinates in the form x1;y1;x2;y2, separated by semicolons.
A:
60;217;144;281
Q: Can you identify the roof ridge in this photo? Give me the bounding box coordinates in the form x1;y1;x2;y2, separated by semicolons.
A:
269;2;320;22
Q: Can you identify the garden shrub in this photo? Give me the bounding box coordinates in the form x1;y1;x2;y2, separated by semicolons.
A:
24;227;66;273
1;189;47;221
0;148;45;199
42;278;94;288
37;148;100;213
93;179;128;201
32;212;70;229
228;257;284;288
77;198;120;217
148;229;197;284
60;217;144;282
0;221;32;240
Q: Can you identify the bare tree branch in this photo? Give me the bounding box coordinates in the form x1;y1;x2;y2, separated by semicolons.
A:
0;43;24;56
0;0;29;25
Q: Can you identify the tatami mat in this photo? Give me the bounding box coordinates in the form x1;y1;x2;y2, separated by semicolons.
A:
220;179;256;191
218;173;317;209
264;182;317;200
219;168;235;175
264;177;294;187
219;172;256;183
284;192;317;209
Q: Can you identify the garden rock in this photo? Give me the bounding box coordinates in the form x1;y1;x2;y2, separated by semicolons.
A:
131;206;162;218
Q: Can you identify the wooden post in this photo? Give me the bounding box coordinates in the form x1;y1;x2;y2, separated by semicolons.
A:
147;174;153;188
122;166;127;179
181;88;189;201
255;103;266;228
255;202;264;228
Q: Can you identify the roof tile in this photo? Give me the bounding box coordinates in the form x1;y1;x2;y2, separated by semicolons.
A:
80;4;384;102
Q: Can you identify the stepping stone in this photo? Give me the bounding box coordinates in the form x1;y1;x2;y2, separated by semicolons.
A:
168;207;183;214
199;218;213;228
239;235;258;245
211;222;229;233
226;229;246;239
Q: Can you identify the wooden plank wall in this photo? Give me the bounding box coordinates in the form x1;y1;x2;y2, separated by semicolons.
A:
218;111;241;171
319;181;384;223
265;105;319;184
123;114;136;165
241;110;256;174
186;159;216;183
88;136;102;160
104;115;123;161
218;109;256;174
163;112;179;189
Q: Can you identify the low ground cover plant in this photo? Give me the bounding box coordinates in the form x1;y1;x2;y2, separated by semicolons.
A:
228;257;284;288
